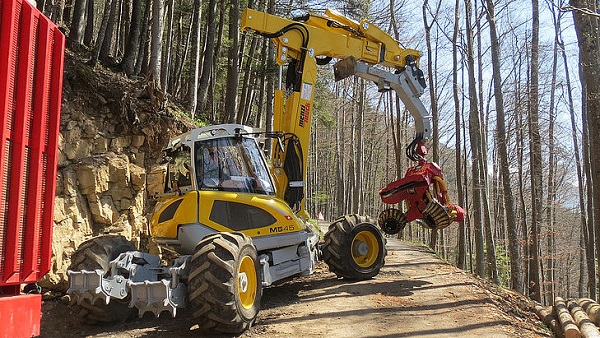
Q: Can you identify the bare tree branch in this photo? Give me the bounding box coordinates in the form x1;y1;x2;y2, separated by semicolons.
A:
560;5;600;17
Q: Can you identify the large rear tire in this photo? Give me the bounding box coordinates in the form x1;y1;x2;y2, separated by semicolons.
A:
187;232;262;334
68;235;138;324
322;214;386;280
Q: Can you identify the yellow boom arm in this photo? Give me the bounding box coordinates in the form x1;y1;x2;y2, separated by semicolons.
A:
241;8;430;220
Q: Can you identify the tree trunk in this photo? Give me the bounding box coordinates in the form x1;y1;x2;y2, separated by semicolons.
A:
83;0;94;46
134;0;152;76
559;17;595;297
187;0;202;117
255;36;267;127
149;0;164;85
100;0;119;62
120;0;131;58
570;0;600;304
464;0;484;279
355;79;365;214
452;0;466;270
527;0;542;303
51;0;65;25
224;0;240;123
161;0;175;90
546;3;561;303
582;68;595;301
122;0;143;76
422;0;440;250
172;9;193;97
237;33;259;124
90;0;113;66
198;0;218;115
68;0;86;49
483;0;519;293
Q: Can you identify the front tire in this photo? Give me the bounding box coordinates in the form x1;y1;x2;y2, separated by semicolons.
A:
322;214;386;280
68;235;137;324
187;232;263;334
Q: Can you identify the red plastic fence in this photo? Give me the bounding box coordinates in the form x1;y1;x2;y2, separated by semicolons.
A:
0;0;64;287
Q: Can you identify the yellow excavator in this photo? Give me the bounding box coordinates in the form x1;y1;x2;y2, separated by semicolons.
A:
68;7;461;334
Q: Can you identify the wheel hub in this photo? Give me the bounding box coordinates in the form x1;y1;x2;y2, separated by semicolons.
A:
351;230;379;268
239;272;248;293
354;241;369;256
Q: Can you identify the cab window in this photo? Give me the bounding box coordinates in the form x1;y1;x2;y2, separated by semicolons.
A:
195;137;275;195
166;145;192;193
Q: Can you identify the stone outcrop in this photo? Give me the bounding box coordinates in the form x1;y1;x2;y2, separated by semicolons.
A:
40;55;194;290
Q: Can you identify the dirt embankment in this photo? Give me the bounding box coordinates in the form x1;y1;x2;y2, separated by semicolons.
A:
40;236;549;337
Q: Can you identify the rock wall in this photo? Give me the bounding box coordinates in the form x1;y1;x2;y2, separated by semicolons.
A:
40;55;194;290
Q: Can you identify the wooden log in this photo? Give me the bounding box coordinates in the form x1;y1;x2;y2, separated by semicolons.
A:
578;298;600;327
535;304;564;338
555;297;582;338
568;299;600;338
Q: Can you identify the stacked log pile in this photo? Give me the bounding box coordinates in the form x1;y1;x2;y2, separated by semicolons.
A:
535;297;600;338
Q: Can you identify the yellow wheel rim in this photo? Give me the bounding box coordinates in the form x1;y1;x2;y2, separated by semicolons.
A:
238;255;257;310
351;230;379;268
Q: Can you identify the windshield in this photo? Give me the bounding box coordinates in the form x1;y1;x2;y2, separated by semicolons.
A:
194;137;275;195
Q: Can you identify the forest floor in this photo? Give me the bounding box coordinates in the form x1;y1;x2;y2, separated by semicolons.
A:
40;225;550;337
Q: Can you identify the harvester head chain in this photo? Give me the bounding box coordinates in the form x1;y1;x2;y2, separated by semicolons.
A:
128;279;187;318
67;269;128;304
420;199;452;230
378;208;408;235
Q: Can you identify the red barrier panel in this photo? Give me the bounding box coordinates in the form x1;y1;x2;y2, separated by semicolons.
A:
0;1;64;336
0;293;41;337
0;0;64;288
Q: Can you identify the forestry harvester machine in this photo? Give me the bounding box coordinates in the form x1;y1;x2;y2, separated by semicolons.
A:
67;7;463;334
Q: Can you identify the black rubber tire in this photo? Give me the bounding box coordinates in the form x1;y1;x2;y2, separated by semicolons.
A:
68;235;138;324
187;232;263;334
322;214;387;280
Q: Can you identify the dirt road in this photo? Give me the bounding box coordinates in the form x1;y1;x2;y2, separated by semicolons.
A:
40;236;548;337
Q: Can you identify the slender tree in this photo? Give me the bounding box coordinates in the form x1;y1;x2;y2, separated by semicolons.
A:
544;0;561;303
100;0;119;62
122;0;143;76
198;0;219;115
422;0;441;250
149;0;164;85
83;0;95;46
161;0;175;89
483;0;522;293
465;0;485;279
452;0;466;270
569;0;600;301
188;0;202;117
528;0;542;303
557;4;595;296
90;0;113;66
134;0;152;76
68;0;86;49
225;0;240;123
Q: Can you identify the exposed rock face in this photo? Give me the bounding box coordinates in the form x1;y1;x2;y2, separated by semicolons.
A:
40;55;194;290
